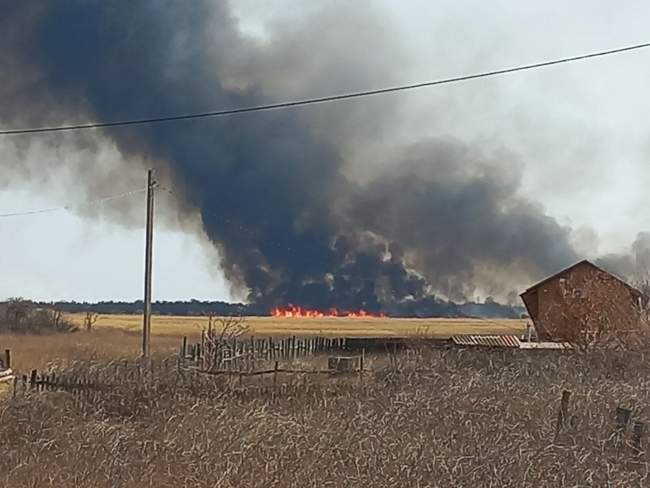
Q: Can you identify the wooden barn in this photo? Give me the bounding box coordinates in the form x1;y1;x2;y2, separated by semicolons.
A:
520;260;648;345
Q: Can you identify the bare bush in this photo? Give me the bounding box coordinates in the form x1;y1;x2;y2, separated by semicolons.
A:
202;315;250;370
0;298;77;334
83;311;99;332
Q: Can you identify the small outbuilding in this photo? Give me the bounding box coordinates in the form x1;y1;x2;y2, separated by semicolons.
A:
520;260;648;345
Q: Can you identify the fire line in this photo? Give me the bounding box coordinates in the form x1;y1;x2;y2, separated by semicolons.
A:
271;305;386;318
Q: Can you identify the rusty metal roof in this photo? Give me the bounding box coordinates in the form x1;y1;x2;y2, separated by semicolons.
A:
518;341;572;350
451;335;521;348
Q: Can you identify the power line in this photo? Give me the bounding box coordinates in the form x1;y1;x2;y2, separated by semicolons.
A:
0;187;146;219
1;41;649;136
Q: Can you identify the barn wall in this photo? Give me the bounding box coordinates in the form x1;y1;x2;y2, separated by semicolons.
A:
531;263;643;342
521;289;538;321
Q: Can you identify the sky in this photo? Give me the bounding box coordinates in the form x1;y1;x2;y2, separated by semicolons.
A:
1;0;649;302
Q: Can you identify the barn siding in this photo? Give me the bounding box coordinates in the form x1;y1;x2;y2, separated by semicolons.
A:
521;261;645;343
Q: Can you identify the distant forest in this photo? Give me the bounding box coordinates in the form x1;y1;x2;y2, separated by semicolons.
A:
24;299;526;319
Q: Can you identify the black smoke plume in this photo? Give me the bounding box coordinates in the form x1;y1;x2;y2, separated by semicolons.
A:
0;1;579;313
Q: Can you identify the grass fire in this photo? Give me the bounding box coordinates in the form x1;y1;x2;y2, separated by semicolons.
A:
271;305;387;318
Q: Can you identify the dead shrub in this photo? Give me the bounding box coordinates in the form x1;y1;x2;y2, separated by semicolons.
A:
0;298;77;334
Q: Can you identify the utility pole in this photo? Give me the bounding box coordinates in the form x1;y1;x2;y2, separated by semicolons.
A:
142;169;155;358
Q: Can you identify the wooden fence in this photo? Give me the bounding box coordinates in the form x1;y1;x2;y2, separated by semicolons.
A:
10;349;366;400
11;367;110;402
180;335;354;371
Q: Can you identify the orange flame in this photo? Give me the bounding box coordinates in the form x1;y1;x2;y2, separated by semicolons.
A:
271;304;386;318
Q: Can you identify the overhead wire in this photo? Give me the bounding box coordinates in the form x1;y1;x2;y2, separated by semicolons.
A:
0;41;649;135
0;187;146;219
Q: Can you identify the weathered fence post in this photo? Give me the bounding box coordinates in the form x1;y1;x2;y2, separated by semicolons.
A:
554;390;571;440
360;348;365;376
615;407;632;432
614;406;632;448
181;336;188;366
30;369;37;391
273;360;278;392
632;420;645;453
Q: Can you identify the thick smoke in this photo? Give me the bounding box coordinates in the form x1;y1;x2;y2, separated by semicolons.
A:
351;140;578;299
0;1;579;312
597;233;650;286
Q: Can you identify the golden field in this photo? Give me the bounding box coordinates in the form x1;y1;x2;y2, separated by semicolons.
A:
0;314;526;372
68;313;527;339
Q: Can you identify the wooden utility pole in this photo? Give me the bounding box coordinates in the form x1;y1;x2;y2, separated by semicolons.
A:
142;169;155;358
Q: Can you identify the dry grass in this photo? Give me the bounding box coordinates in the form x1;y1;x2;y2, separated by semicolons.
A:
1;315;527;374
66;313;527;338
0;329;181;371
0;315;522;395
1;348;650;487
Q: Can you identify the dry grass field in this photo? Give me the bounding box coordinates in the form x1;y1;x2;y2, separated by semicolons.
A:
0;314;526;373
18;315;644;487
1;314;525;372
0;328;181;372
2;347;649;487
67;313;527;338
0;314;525;372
